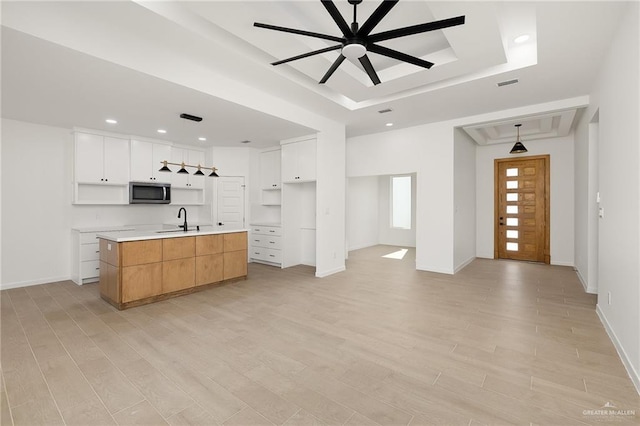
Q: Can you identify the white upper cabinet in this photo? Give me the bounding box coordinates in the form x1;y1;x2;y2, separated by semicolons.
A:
130;140;171;183
170;147;206;189
75;132;130;184
282;138;316;183
260;149;281;189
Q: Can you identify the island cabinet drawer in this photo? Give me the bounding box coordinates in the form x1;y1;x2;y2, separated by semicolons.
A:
196;234;223;256
195;254;223;286
252;226;281;236
224;232;248;252
121;240;162;266
163;258;195;293
163;237;195;261
121;263;162;303
81;243;100;261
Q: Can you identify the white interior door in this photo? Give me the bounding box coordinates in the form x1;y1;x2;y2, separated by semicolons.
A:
216;177;245;230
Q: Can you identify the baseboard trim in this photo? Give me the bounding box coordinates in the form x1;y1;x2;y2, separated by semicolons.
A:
348;242;377;252
550;261;574;267
1;275;72;291
315;266;346;278
416;263;454;275
596;305;640;395
454;256;476;274
575;267;597;294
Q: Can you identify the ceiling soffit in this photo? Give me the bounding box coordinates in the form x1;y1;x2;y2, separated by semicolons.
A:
181;1;538;109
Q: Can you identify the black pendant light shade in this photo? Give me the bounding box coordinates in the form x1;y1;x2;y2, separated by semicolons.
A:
177;162;189;174
194;166;205;176
159;160;172;172
509;124;528;154
209;167;219;177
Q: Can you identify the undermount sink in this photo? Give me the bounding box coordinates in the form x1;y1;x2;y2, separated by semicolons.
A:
155;228;198;233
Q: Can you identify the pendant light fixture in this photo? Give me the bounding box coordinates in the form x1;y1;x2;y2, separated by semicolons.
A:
509;123;528;154
159;161;220;177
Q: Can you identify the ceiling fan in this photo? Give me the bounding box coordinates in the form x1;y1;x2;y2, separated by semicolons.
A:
254;0;465;85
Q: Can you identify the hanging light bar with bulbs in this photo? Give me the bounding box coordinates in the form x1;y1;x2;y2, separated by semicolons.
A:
159;160;219;177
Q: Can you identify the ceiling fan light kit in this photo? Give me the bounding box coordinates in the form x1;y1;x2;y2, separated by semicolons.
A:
254;0;465;85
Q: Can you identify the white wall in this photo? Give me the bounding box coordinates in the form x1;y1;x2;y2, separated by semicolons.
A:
454;128;477;272
315;126;347;277
377;174;417;248
585;1;640;391
2;119;73;287
574;110;600;293
475;135;575;266
346;176;378;251
348;122;455;274
1;118;212;289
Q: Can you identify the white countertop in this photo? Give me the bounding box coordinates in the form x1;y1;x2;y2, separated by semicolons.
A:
97;226;249;242
250;222;282;227
72;226;136;233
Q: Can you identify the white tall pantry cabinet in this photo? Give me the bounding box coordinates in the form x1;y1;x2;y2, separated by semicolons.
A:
281;137;317;269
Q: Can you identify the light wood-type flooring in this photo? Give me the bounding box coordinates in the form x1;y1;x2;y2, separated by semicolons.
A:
1;245;639;425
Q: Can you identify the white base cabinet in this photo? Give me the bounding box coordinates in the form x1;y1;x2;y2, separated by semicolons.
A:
249;224;282;266
71;227;133;284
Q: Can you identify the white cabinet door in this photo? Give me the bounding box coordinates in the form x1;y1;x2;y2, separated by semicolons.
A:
130;139;153;182
296;139;316;181
75;132;104;183
131;140;172;183
152;143;172;183
170;147;206;188
281;139;316;183
281;142;298;183
260;150;281;189
75;133;129;183
103;137;130;184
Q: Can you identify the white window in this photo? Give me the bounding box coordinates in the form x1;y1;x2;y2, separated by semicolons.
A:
391;175;412;229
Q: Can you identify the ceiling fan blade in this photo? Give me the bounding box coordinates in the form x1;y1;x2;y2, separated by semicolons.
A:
321;0;353;37
368;44;434;69
357;0;399;37
272;45;343;66
368;15;465;43
358;54;381;85
254;22;343;43
319;54;346;84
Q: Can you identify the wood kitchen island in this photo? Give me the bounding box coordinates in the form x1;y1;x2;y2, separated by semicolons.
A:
97;228;248;310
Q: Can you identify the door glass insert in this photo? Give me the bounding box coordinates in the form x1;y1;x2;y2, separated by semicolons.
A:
506;193;518;202
506;242;519;251
506;181;518;189
507;230;519;239
506;218;518;226
506;205;518;214
506;168;518;177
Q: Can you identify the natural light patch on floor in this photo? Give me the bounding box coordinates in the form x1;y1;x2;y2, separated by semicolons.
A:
382;249;408;259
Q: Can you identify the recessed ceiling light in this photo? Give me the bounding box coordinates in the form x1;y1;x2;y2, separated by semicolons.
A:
157;129;167;134
386;123;394;127
198;137;207;141
514;34;530;44
105;119;117;124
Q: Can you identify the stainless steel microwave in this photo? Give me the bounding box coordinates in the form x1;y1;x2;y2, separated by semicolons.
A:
129;182;171;204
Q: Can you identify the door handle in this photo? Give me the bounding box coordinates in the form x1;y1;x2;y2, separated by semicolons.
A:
499;216;504;226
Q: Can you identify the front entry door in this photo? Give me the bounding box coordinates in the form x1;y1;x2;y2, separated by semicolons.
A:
495;155;550;263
